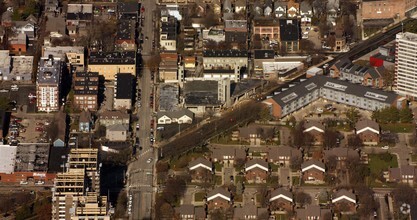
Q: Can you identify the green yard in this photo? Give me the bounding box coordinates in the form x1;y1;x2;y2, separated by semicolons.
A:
412;154;417;162
369;153;398;175
292;176;300;186
214;162;223;172
381;123;415;133
235;175;244;184
194;192;205;202
270;163;280;172
215;175;222;185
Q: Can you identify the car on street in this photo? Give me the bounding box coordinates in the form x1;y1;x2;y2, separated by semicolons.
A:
382;145;389;150
147;158;153;163
316;108;324;113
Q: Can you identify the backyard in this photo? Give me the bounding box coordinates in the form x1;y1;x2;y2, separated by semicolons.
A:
368;153;398;187
380;123;415;133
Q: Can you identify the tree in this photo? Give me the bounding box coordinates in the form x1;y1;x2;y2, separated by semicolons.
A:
295;191;312;207
156;161;170;173
345;108;360;128
202;5;219;28
392;184;417;208
346;157;370;185
326;155;338;171
146;53;161;72
234;158;246;171
210;209;227;220
34;198;52;220
15;204;32;220
382;66;395;89
347;134;362;149
355;186;377;217
291;121;313;148
323;129;339;149
257;184;270;207
399;107;413;123
159;202;174;218
300;39;316;52
290;155;303;170
259;106;272;122
0;96;10;110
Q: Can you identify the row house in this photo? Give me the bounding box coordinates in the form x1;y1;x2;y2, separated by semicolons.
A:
303;120;325;145
157;109;194;124
188;157;213;183
296;205;331;219
202;50;248;81
175;205;206;220
159;53;179;82
211;147;246;164
324;147;359;169
301;160;326;184
388;165;417;185
160;12;178;51
233;204;268;220
244;159;269;183
254;0;304;19
355;118;380;145
268;146;302;167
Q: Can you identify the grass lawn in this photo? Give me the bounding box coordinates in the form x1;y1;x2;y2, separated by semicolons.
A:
267;176;279;185
412;154;417;162
194;192;205;202
292;176;300;186
369;153;398;174
381;123;415;133
215;175;222;185
274;214;289;220
214;162;223;172
270;163;280;172
235;175;244;184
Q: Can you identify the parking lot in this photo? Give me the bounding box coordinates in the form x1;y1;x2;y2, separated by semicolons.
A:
0;84;36;113
8;114;54;144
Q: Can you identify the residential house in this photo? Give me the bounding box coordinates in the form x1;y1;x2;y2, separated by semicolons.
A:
254;1;264;17
183;27;196;52
388;165;417;185
299;2;313;24
295;205;331;220
303;121;325;145
13;20;36;42
160;14;177;51
114;73;133;110
207;187;232;211
106;124;128;141
79;110;92;133
355;119;380;145
274;2;287;18
269;188;294;213
264;0;273;17
279;19;300;52
73;72;99;111
301;160;326;184
45;0;60;14
334;30;347;52
202;50;248;81
188;157;213;182
287;0;299;18
118;2;139;20
66;4;93;38
88;51;136;80
330;59;385;88
183;56;196;72
99;110;130;127
44;16;67;46
9;33;27;55
224;20;248;49
211;147;246;164
245;159;269;183
234;0;246;13
253;19;280;42
116;20;136;51
324;147;359;168
237;124;275;145
159;53;178;82
268;146;302;167
42;46;85;70
233;204;269;220
332;189;357;213
157;109;194;124
53;111;68;147
175;205;206;220
36;55;64;113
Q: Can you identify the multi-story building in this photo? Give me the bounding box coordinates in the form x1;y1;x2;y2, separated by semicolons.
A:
88;51;136;80
362;0;417;21
264;75;404;119
66;4;93;38
202;50;248;81
116;20;136;51
160;14;177;51
51;148;109;220
253;19;280;42
114;73;133;110
43;46;85;70
73;72;99;111
36;55;64;113
395;32;417;99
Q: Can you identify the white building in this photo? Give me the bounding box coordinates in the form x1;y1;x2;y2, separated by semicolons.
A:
395;32;417;99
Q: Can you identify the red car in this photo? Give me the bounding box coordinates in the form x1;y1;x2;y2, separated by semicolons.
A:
141;6;145;13
35;127;43;132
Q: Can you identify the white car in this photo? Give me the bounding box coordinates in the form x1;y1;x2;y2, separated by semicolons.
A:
316;108;324;113
382;145;389;150
147;158;153;163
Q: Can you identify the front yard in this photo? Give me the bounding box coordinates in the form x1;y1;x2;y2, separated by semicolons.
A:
194;192;205;202
381;123;415;133
368;153;398;175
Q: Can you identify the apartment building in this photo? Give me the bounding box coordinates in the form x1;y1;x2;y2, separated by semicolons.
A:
264;75;403;119
51;148;109;220
253;19;280;41
160;14;177;51
395;32;417;99
73;72;99;111
114;73;133;110
202;50;248;81
43;46;85;69
36;55;64;113
88;51;136;80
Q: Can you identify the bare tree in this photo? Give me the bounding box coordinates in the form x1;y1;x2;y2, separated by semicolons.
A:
295;191;312;207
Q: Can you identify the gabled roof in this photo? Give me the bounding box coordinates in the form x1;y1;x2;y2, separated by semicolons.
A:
355;119;380;134
79;110;91;123
157;109;194;120
268;146;302;160
207;187;231;202
238;125;275;139
303;121;324;133
296;205;330;219
269;188;293;202
234;204;267;219
245;159;269;172
107;124;128;132
332;189;356;204
188;157;212;171
401;165;416;176
301;160;325;173
211;147;246;161
324;147;359;160
99;110;129;120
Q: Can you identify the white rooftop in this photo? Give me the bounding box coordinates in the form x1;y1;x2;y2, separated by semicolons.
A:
0;50;11;77
0;145;17;174
262;61;303;75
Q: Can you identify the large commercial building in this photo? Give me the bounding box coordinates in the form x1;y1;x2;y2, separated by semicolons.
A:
395;32;417;99
36;55;64;112
88;51;136;80
52;148;109;220
264;75;403;119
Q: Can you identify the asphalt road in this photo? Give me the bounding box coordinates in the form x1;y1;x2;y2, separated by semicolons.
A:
127;0;158;219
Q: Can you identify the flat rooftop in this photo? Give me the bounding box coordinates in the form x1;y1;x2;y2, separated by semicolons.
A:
115;73;133;99
0;145;17;173
159;84;179;111
15;144;50;172
37;56;63;84
0;50;11;76
8;56;33;80
183;80;221;105
43;46;84;60
89;51;135;65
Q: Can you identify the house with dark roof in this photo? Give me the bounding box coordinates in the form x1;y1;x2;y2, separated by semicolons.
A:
274;1;287;18
245;159;269;183
388;165;417;185
66;4;93;38
299;1;313;24
355;119;380;145
233;204;269;220
73;72;99;111
206;187;232;211
99;110;130;127
263;75;403;119
116;19;136;51
295;205;331;220
269;188;294;213
330;59;385;88
279;19;300;52
324;147;359;168
114;73;133;110
175;205;206;220
301;160;326;184
237;124;276;145
303;121;325;145
117;2;139;20
234;0;246;13
188;157;213;182
268;146;302;166
160;15;178;51
157;109;194;125
224;20;248;49
159;53;178;81
211;147;246;164
88;51;136;80
332;189;357;213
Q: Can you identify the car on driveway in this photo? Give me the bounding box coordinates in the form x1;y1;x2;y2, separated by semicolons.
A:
147;158;153;163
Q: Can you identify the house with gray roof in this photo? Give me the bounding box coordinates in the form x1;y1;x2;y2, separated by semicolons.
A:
189;157;213;182
295;205;331;220
332;189;357;213
263;75;403;119
207;187;232;210
175;205;206;220
233;204;269;219
237;124;276;145
324;147;359;168
106;124;129;141
274;1;287;18
388;165;417;185
355;119;380;145
330;59;385;88
301;160;326;184
211;147;246;164
157;109;194;125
